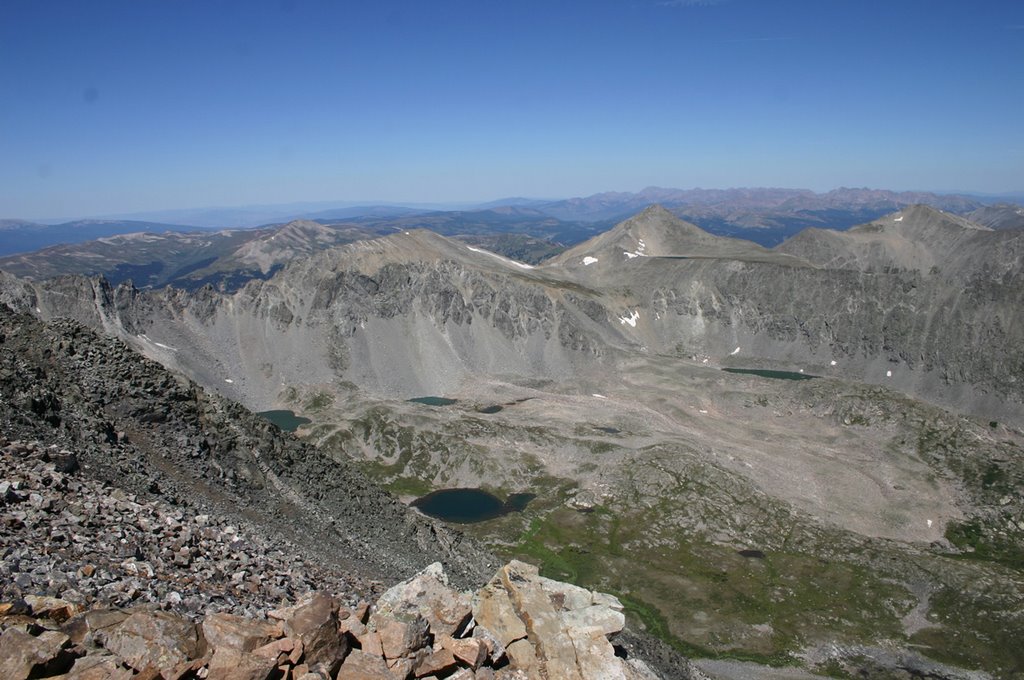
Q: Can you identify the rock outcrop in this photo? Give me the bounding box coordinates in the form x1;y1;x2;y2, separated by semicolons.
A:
0;561;666;679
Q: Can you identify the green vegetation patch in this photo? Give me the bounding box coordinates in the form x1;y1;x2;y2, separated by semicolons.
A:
945;519;1024;570
504;505;911;666
909;586;1024;676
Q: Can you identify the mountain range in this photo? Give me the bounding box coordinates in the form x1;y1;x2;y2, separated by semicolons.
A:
6;186;1023;260
2;202;1023;678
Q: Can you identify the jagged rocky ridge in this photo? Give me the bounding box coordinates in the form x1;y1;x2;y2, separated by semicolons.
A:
2;204;1021;423
0;305;493;590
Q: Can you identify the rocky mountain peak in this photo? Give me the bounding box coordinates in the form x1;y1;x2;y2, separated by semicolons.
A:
553;203;780;270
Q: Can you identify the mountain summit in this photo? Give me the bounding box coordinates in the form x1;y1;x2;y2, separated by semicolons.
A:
554;204;807;272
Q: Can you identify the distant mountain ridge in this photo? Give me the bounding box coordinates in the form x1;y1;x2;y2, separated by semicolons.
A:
0;218;199;257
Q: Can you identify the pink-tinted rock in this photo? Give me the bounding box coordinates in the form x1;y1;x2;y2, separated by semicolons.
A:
60;653;134;680
0;627;74;680
373;615;429;661
101;610;203;673
62;608;130;645
375;563;472;639
282;592;348;671
442;636;487;670
207;646;280;680
414;647;458;678
24;595;81;623
336;648;394;680
202;612;281;653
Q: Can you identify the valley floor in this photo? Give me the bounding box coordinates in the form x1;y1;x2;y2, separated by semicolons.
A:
290;350;1024;679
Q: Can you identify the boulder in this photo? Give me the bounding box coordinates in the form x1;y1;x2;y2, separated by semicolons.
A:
206;646;280;680
202;611;281;652
24;595;81;622
62;608;130;645
471;560;631;680
100;610;203;673
413;646;458;677
337;648;394;680
442;635;488;669
61;653;134;680
374;562;472;638
372;613;430;661
0;627;75;680
282;592;348;671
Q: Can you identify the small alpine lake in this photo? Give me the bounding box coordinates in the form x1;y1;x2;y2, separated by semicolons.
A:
257;409;312;432
411;488;536;523
407;396;458;406
723;367;817;381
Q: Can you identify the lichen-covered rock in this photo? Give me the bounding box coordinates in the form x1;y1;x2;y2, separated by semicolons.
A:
374;561;472;638
473;560;632;680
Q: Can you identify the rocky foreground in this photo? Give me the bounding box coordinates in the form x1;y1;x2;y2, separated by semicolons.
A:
1;557;665;680
0;435;690;679
0;307;703;678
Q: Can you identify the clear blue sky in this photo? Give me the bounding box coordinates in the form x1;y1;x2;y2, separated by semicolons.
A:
2;0;1022;219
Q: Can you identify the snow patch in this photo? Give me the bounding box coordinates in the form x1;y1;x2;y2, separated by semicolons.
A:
618;310;640;327
730;346;741;356
466;246;534;269
894;215;904;222
224;379;234;384
582;256;599;266
592;394;607;399
35;307;41;314
886;370;892;378
138;333;178;352
830;360;837;366
927;519;933;528
623;251;640;259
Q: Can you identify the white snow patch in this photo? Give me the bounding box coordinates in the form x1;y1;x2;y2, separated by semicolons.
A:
224;379;234;384
730;346;741;356
618;310;640;327
466;246;534;269
799;369;804;373
582;256;599;266
830;360;837;366
886;370;892;378
35;307;41;314
138;333;178;352
894;215;904;222
592;394;607;399
623;251;640;259
927;519;933;528
699;409;708;415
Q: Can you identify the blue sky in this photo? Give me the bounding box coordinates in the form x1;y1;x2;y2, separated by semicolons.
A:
1;0;1022;219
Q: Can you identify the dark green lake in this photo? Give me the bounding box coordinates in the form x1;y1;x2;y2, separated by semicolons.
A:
257;409;312;432
411;488;535;523
407;396;458;406
723;368;817;381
